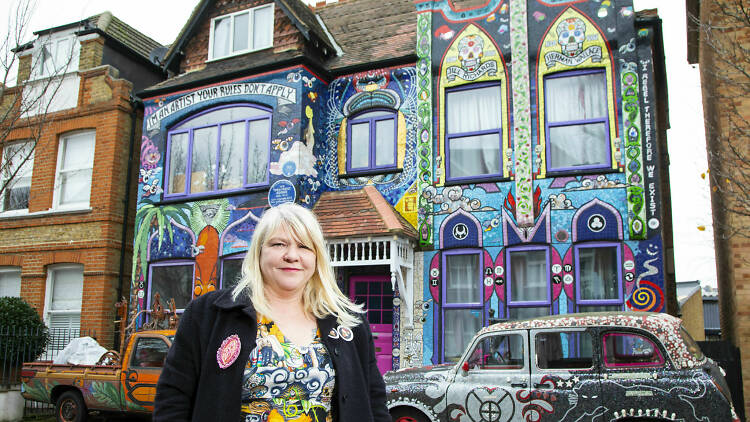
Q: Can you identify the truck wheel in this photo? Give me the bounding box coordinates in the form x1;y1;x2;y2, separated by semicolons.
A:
56;391;88;422
390;408;428;422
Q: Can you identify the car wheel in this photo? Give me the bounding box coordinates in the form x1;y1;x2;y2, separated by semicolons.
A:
56;390;88;422
390;407;429;422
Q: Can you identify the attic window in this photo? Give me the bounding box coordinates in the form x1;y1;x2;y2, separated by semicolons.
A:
209;4;274;60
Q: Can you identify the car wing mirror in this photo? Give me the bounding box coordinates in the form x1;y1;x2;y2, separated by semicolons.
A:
461;361;470;373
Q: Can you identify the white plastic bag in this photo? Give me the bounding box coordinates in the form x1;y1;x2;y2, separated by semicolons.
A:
53;337;108;365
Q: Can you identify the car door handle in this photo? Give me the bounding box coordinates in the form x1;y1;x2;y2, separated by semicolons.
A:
510;382;527;388
533;383;552;389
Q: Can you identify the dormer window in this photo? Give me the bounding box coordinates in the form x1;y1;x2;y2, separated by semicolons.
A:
209;4;274;60
32;35;78;79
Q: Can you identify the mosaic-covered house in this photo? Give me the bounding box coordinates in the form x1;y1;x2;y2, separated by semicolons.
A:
133;0;674;370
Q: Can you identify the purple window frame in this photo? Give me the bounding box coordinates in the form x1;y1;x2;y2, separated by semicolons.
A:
147;260;195;316
445;82;504;183
602;332;665;368
441;248;484;362
164;104;272;199
506;246;551;314
346;108;398;174
543;68;612;173
574;242;623;307
220;253;245;290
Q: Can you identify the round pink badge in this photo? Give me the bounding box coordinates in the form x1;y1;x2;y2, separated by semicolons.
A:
216;334;241;369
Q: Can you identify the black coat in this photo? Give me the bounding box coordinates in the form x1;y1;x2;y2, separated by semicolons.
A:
154;289;390;422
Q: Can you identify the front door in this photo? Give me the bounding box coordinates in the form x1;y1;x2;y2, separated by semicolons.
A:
349;275;393;374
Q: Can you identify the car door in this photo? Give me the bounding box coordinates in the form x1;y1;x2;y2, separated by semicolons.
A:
445;330;529;422
121;335;171;411
529;328;602;422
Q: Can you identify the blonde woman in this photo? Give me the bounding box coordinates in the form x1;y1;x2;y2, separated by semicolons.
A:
155;203;389;422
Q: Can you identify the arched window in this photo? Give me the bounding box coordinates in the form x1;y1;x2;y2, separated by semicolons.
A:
165;104;271;198
346;109;398;173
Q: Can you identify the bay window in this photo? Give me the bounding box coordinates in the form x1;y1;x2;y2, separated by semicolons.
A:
165;105;271;198
1;141;34;212
55;131;95;208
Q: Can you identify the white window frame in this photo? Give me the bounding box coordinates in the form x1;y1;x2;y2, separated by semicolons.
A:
1;140;34;215
0;266;22;297
54;130;95;210
208;4;274;61
31;32;79;80
43;264;84;329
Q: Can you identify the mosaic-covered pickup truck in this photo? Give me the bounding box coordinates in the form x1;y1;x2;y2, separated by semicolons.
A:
21;330;174;422
385;312;739;422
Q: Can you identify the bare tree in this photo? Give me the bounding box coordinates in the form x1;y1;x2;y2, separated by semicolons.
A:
0;0;76;210
691;0;750;241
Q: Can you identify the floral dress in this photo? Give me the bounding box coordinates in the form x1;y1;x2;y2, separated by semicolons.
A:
240;316;336;422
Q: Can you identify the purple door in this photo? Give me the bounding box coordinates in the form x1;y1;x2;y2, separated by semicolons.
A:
349;275;393;374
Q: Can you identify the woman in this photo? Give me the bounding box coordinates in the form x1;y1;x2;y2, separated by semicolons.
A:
154;202;389;422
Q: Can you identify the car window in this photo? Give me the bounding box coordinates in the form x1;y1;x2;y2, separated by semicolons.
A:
131;337;169;368
602;332;664;368
535;331;593;369
465;333;524;370
679;326;705;361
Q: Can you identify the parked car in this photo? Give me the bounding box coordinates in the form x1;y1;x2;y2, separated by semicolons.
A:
20;329;174;422
385;312;739;422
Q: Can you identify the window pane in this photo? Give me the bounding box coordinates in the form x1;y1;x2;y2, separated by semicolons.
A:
51;267;83;311
578;247;619;301
466;334;524;369
59;169;92;205
508;306;548;320
578;304;621;313
603;332;663;367
132;338;169;368
510;249;548;302
212;17;231;58
446;254;479;303
232;13;249;52
356;111;392;119
2;142;34;211
444;308;482;361
446;84;501;134
247;118;269;184
168;133;188;194
448;133;500;178
61;133;94;171
536;331;593;369
151;264;193;310
191;126;218;193
221;258;244;290
174;107;267;131
219;122;245;190
546;72;607;122
253;6;273;49
374;119;395;167
548;123;609;168
350;122;370;169
0;269;21;297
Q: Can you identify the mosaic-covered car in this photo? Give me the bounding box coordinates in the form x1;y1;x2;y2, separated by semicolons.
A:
385;312;739;422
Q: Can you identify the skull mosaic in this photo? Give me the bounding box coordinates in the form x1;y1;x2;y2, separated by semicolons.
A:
556;17;586;57
457;35;484;71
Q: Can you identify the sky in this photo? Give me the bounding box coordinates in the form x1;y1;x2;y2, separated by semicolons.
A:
2;0;719;287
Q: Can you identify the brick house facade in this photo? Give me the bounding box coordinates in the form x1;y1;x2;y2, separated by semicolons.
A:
0;13;164;348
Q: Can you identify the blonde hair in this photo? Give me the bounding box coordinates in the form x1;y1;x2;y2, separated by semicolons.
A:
232;202;362;327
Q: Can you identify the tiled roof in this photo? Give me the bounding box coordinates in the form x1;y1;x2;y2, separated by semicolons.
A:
87;12;163;62
317;0;417;70
313;186;417;239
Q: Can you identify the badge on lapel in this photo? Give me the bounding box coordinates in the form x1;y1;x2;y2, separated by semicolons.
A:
328;326;353;341
217;334;241;369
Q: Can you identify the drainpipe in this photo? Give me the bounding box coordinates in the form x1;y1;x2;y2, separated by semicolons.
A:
116;95;141;347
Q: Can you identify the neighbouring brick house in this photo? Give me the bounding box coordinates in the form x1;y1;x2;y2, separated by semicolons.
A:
132;0;674;378
687;0;750;416
0;13;164;349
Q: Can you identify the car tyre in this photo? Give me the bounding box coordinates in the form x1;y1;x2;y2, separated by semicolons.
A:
56;390;88;422
390;407;429;422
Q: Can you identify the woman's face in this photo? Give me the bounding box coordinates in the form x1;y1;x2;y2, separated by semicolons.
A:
259;227;317;298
